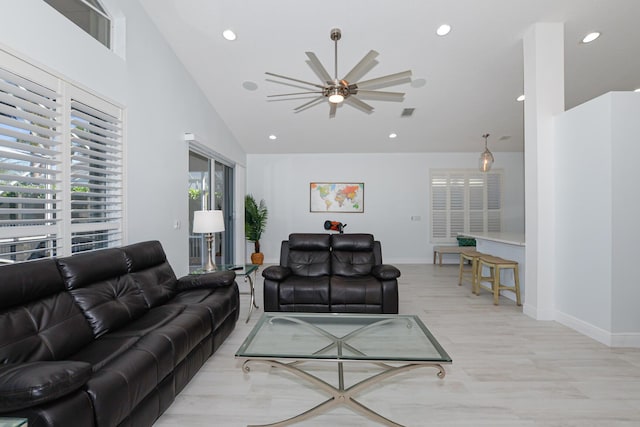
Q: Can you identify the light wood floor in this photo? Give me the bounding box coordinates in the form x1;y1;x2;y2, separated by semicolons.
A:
154;264;640;426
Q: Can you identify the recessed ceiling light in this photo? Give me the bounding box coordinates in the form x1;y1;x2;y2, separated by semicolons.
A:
581;32;600;43
389;133;397;139
268;134;277;140
242;81;258;91
436;24;451;36
516;94;525;102
222;29;237;41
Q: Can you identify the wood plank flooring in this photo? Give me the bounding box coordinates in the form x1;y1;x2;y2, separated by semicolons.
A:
154;264;640;426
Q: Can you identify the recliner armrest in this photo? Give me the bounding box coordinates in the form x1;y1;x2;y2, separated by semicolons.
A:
371;264;401;280
0;361;92;412
262;266;291;281
176;270;236;291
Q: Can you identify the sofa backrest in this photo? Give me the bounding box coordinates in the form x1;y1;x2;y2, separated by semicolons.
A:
0;259;95;363
284;233;331;277
121;240;177;307
331;233;379;276
57;248;148;338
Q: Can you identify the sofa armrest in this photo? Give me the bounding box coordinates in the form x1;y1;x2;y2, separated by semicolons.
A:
371;264;401;280
262;265;291;281
0;361;92;412
176;270;236;291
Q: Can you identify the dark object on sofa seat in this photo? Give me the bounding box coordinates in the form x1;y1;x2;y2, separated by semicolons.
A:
263;233;400;313
0;241;240;427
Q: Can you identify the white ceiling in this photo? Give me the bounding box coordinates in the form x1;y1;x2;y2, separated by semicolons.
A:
139;0;640;154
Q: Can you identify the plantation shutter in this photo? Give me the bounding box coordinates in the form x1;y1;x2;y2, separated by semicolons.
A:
430;170;502;243
69;92;123;253
0;51;124;263
0;67;62;261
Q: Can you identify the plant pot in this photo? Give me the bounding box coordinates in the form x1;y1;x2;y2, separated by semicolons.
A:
250;252;264;265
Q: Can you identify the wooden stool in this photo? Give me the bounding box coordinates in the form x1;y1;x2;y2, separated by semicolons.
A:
458;249;485;293
476;255;522;306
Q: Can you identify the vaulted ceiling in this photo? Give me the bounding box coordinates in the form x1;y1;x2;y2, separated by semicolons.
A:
139;0;640;154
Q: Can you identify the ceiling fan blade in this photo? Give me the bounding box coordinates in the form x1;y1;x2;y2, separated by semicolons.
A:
305;52;332;83
294;96;325;112
355;70;412;89
265;72;325;89
342;50;379;83
355;90;405;102
329;103;337;119
344;96;374;114
267;91;323;98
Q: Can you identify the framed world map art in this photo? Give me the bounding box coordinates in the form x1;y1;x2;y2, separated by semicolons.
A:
310;182;364;213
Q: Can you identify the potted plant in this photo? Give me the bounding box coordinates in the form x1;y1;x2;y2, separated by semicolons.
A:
245;194;268;265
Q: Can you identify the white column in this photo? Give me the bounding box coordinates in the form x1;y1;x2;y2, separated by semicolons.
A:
523;23;564;320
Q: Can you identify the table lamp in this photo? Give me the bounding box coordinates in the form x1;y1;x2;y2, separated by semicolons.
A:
193;210;225;271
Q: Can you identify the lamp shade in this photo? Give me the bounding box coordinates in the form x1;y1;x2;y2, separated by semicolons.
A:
193;210;225;233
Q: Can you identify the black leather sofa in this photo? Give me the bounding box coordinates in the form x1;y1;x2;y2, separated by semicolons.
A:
262;233;400;313
0;240;240;427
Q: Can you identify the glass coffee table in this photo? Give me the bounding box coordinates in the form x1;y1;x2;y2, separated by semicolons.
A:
236;313;452;427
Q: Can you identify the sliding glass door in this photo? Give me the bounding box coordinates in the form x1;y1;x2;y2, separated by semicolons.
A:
188;151;234;270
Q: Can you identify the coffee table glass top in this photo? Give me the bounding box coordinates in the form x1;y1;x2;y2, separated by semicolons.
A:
236;313;452;363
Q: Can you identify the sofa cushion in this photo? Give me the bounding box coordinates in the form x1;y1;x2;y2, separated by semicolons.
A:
331;250;375;276
285;234;331;277
330;275;383;313
0;292;95;364
0;258;64;309
279;276;330;307
0;361;92;411
122;241;177;307
330;233;374;251
57;249;148;338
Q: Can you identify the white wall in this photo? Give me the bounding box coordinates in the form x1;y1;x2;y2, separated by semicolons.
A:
554;92;640;347
0;0;246;276
247;152;524;264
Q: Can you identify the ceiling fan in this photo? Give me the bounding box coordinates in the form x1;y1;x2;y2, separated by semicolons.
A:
265;28;412;118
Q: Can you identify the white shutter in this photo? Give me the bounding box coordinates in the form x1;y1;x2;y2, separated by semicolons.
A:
0;51;124;263
430;170;503;243
431;174;448;239
0;67;62;261
69;97;123;253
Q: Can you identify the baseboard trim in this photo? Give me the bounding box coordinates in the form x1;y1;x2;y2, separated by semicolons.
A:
554;310;640;348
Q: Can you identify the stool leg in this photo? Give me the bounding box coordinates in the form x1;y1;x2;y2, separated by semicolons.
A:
471;258;478;294
514;265;522;306
458;254;464;286
493;266;500;305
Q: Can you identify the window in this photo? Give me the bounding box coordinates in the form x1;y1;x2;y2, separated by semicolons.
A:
43;0;111;49
431;170;502;243
0;53;123;263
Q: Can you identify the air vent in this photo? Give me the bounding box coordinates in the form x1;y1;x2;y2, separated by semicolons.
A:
401;108;415;117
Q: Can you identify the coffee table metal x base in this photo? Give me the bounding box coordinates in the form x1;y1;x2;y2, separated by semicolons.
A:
240;316;446;427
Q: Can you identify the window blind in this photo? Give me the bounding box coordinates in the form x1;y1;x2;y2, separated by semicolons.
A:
430;170;502;243
0;51;124;263
0;67;62;261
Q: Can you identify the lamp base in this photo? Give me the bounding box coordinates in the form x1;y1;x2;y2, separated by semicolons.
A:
204;233;217;272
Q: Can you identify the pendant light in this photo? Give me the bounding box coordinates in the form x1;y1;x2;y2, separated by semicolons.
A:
479;133;494;172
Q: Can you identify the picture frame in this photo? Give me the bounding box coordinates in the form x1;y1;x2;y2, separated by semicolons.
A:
309;182;364;213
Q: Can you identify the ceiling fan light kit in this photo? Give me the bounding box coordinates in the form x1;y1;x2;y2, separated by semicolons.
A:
266;28;412;117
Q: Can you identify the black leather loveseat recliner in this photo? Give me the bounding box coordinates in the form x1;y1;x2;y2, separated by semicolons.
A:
262;233;400;313
0;240;240;427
